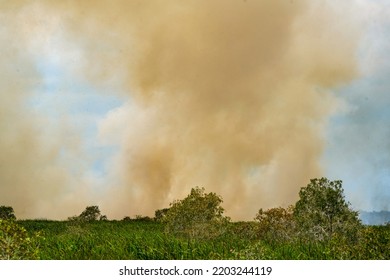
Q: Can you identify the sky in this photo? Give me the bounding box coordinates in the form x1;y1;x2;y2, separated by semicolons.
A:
322;0;390;212
1;0;390;220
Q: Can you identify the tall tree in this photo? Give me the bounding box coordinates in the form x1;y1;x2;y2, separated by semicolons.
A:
294;177;361;242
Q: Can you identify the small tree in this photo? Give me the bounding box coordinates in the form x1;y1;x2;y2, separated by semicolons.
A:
78;206;103;222
0;206;16;220
255;206;296;242
294;178;361;242
164;187;230;239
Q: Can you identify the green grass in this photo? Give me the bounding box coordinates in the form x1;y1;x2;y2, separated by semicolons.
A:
15;220;390;260
18;220;249;260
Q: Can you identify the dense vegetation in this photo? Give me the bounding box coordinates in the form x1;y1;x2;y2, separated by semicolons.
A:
1;178;390;260
2;219;387;260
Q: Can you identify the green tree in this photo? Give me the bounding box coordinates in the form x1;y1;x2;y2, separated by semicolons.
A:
164;187;230;239
0;206;16;220
294;177;361;242
78;206;103;222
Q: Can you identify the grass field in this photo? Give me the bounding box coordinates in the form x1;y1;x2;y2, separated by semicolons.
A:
19;220;248;260
12;219;390;260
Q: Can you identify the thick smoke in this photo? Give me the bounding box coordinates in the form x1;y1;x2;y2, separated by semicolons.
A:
0;5;66;218
0;2;94;219
1;1;359;220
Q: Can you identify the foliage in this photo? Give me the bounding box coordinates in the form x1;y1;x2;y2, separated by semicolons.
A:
3;178;388;260
79;206;102;222
11;218;390;260
231;240;277;260
294;178;361;242
0;219;41;260
353;225;390;259
121;215;153;222
133;215;152;221
230;221;259;240
163;187;230;239
155;208;170;222
0;206;16;220
68;206;106;222
255;206;296;242
19;220;250;259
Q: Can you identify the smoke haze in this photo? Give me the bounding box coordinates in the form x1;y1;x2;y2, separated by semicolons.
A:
323;0;390;212
1;1;361;220
0;5;71;218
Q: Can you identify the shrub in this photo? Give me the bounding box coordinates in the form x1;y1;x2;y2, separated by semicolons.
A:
164;187;230;239
0;219;41;260
155;208;170;222
230;221;259;240
0;206;16;220
255;206;296;242
133;215;152;222
122;216;132;222
354;226;390;259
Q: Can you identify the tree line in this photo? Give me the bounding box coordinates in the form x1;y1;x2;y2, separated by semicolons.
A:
1;177;362;242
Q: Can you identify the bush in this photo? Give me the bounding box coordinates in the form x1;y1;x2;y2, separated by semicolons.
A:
354;226;390;259
164;187;230;239
0;206;16;220
230;221;259;240
255;206;296;242
121;215;153;222
0;219;41;259
155;208;170;222
134;215;153;222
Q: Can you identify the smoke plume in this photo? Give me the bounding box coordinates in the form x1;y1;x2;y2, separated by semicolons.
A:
0;2;94;219
1;1;359;220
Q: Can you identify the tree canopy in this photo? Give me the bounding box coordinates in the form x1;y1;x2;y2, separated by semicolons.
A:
69;205;106;222
0;206;16;220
